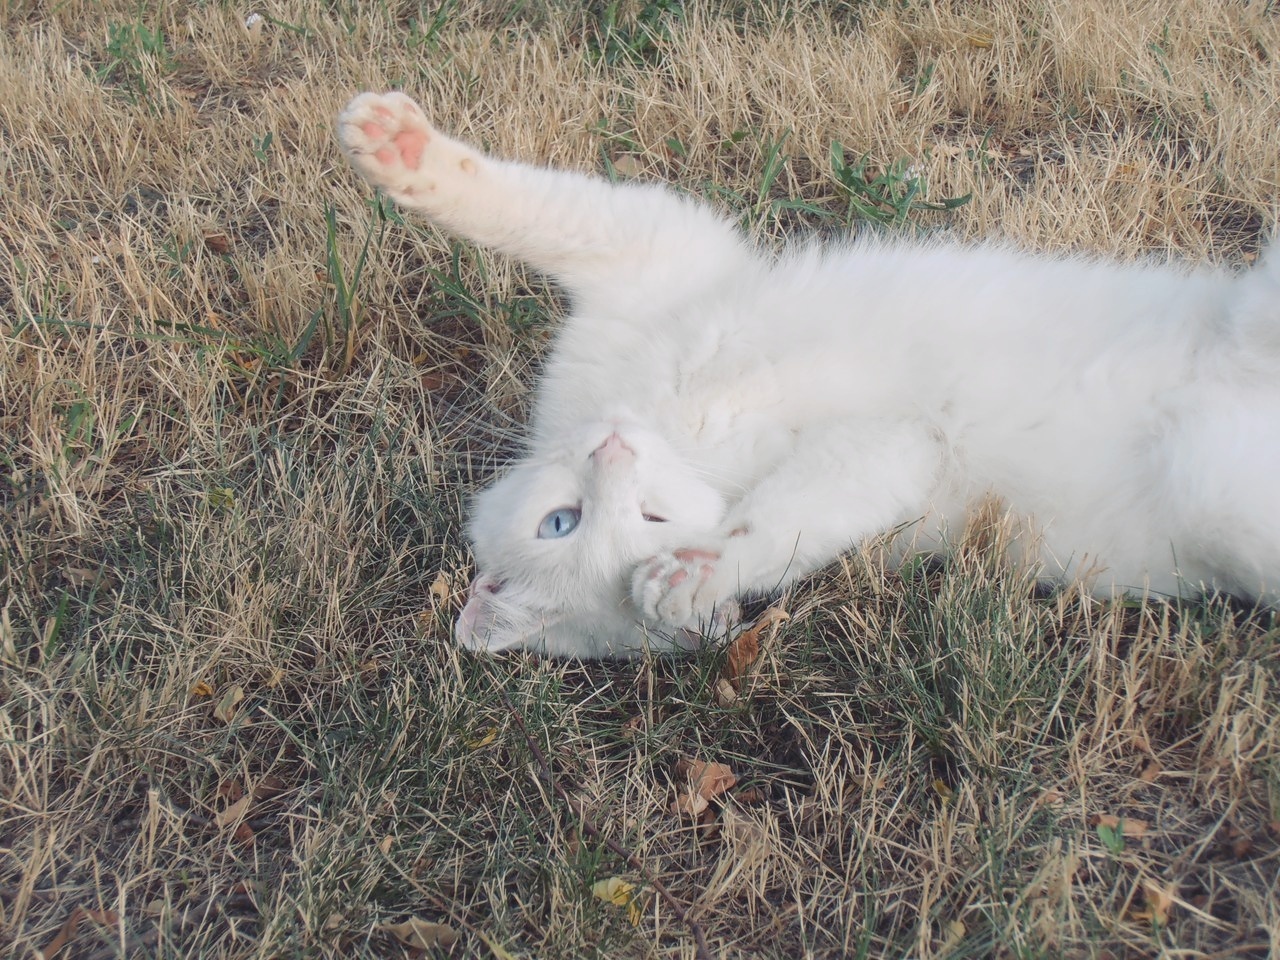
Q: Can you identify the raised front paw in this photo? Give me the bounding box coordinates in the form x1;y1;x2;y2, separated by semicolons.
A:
337;91;478;203
633;548;740;637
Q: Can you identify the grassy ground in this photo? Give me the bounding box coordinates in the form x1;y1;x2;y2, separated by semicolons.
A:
2;1;1279;957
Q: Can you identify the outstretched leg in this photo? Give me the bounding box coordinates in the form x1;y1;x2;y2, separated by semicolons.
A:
633;419;945;630
337;91;749;311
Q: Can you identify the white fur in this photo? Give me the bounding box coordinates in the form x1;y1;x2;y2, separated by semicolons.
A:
338;91;1280;658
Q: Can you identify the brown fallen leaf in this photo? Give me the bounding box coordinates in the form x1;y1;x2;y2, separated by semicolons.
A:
375;918;459;950
671;758;737;817
1033;788;1065;809
217;779;244;803
1137;760;1163;783
251;774;288;801
38;906;119;960
1091;813;1150;838
620;714;645;739
722;605;788;684
190;680;214;698
203;231;233;254
1129;879;1175;926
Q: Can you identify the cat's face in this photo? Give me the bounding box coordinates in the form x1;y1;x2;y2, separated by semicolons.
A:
456;422;725;657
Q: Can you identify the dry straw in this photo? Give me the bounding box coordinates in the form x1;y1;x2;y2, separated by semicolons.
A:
1;1;1277;958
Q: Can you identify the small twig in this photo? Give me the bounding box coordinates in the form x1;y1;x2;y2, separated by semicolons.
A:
501;688;712;960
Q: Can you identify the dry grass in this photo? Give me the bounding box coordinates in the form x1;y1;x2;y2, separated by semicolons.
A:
2;1;1279;957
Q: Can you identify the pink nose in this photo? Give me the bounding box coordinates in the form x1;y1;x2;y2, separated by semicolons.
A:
593;431;634;461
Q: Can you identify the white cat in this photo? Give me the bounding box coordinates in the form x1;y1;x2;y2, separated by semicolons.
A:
337;91;1280;659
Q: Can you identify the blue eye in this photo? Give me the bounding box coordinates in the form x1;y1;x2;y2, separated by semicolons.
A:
537;507;581;539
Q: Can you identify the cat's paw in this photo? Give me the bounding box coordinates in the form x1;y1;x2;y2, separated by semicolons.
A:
633;548;739;636
337;91;478;204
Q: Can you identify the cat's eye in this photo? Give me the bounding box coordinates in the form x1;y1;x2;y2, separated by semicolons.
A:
537;507;581;539
642;513;667;523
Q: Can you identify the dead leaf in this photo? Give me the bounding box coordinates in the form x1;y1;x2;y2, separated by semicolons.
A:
203;231;233;254
735;786;765;805
213;685;244;723
217;780;244;803
1129;879;1175;926
251;775;288;801
592;876;642;925
1231;833;1254;859
465;726;498;750
671;758;737;817
722;605;788;684
39;906;119;960
216;795;250;829
933;778;954;802
1138;760;1163;783
190;680;214;698
1034;788;1065;809
430;570;450;603
232;821;256;844
1091;814;1150;838
611;155;643;178
620;714;645;739
942;918;967;950
207;486;236;511
376;918;459;950
713;677;738;706
966;33;994;48
378;835;393;855
476;930;520;960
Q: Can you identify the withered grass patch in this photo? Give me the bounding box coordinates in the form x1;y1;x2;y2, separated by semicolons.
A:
2;1;1278;957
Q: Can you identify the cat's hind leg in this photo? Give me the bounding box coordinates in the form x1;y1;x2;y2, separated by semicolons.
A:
338;92;749;310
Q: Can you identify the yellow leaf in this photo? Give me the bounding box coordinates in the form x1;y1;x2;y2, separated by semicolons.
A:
592;877;642;926
207;487;235;510
475;930;521;960
190;680;214;698
213;685;244;723
933;778;954;802
375;918;459;949
465;726;498;750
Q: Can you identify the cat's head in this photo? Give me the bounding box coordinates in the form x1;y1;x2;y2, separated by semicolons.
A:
455;422;725;657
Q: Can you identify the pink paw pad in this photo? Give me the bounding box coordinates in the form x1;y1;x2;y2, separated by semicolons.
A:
394;129;427;169
673;548;718;564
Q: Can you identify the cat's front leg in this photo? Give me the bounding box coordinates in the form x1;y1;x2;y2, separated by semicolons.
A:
338;92;494;229
337;92;748;309
633;418;944;633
